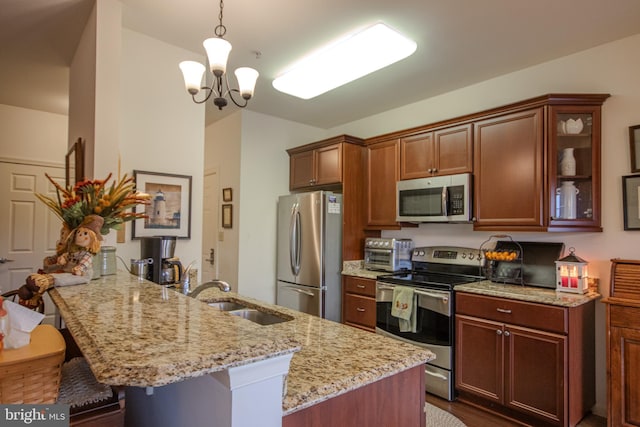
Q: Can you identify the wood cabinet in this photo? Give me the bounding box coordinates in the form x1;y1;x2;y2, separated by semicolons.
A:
548;105;603;231
473;107;545;231
342;276;376;332
400;124;472;180
289;142;341;190
603;259;640;427
366;139;400;229
283;364;425;427
456;292;595;427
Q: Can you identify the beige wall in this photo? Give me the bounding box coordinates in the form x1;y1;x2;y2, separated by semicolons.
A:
0;104;67;164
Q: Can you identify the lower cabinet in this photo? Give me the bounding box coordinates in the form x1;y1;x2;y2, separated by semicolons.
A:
342;276;376;332
455;292;595;427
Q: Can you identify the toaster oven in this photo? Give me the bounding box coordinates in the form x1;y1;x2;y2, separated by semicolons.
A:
364;238;413;272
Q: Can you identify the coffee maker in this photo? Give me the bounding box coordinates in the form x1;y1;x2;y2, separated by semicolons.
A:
140;236;183;285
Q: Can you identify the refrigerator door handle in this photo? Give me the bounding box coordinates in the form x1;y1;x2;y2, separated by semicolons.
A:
289;204;301;276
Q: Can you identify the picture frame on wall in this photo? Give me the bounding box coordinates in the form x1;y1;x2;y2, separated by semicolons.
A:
622;174;640;230
132;170;192;239
630;124;640;173
222;204;233;229
222;187;233;202
65;138;84;186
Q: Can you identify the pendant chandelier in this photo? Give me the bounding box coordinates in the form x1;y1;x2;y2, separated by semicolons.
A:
179;0;259;110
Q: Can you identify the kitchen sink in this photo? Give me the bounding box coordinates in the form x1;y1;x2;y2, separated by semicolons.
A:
229;309;290;326
208;301;249;311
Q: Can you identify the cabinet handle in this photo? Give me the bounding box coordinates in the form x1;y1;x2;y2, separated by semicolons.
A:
496;308;512;314
356;307;366;312
496;329;502;335
356;284;366;289
504;331;511;337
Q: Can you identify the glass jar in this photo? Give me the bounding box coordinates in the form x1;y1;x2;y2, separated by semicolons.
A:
100;246;117;276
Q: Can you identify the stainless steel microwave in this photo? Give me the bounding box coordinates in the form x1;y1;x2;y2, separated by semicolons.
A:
396;173;472;223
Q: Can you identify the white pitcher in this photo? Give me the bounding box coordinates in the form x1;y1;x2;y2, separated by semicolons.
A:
556;181;579;219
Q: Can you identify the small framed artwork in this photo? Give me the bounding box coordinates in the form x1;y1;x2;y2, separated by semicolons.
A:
630;125;640;173
222;204;233;229
622;174;640;230
65;138;84;187
222;187;233;202
132;170;192;239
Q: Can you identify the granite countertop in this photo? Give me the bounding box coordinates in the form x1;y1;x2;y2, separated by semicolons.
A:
341;260;384;279
455;280;601;307
50;272;301;388
50;271;434;416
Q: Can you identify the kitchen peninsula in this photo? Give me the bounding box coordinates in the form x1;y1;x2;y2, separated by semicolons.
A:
50;271;434;427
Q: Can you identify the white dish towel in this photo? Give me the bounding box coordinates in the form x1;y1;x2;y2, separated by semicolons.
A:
391;285;417;333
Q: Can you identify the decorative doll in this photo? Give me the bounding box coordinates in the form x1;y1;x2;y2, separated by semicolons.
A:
57;214;104;276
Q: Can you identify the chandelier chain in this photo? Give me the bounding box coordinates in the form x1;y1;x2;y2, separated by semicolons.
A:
214;0;227;38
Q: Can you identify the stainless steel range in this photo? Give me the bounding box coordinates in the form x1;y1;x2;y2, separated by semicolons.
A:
375;246;484;401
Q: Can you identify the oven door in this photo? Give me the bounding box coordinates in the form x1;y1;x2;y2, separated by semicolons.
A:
375;281;453;369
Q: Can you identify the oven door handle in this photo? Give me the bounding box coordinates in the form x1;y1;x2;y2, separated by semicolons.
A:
415;289;449;303
377;284;449;303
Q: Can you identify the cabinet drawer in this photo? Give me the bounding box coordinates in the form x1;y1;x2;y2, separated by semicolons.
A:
344;294;376;329
344;277;376;297
456;293;567;334
610;304;640;328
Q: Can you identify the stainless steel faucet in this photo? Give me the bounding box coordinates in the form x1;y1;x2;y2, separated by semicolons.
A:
188;280;231;297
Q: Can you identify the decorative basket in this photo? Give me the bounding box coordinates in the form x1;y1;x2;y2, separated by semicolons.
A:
0;324;65;404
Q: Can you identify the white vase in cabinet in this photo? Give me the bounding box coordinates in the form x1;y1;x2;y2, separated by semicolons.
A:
556;181;579;219
560;148;576;176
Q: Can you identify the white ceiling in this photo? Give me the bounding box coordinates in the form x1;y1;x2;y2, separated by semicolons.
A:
2;0;640;129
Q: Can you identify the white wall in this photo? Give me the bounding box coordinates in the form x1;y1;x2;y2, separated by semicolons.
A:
0;104;67;164
117;28;206;269
204;112;242;287
68;2;97;173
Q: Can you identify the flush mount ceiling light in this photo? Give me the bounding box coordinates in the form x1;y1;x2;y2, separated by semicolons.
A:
272;23;417;100
179;0;259;110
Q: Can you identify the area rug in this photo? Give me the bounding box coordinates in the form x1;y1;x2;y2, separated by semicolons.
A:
426;402;467;427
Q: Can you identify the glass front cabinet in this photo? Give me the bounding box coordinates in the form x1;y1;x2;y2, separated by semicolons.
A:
549;102;605;231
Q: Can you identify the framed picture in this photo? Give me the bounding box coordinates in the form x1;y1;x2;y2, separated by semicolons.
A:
222;204;233;229
222;187;233;202
65;138;84;187
132;170;192;239
630;125;640;173
622;174;640;230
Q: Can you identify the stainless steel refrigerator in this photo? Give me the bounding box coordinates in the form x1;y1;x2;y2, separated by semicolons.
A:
276;191;342;322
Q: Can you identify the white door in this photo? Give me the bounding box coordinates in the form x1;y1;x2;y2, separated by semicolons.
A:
201;170;219;282
0;161;65;325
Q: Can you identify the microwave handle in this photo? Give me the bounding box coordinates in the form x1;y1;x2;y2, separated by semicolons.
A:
442;186;449;217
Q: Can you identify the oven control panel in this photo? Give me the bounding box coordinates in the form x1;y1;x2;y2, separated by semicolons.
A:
412;246;483;266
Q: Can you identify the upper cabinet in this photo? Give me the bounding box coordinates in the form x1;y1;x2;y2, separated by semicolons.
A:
400;124;472;180
473;108;545;231
473;94;609;232
289;142;342;190
549;105;603;232
366;139;400;229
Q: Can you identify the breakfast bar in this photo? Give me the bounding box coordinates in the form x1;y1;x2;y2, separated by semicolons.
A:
49;271;434;427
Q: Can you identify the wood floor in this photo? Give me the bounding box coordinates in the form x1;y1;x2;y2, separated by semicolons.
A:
425;393;607;427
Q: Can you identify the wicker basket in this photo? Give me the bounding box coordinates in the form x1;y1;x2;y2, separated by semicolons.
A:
0;324;65;404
